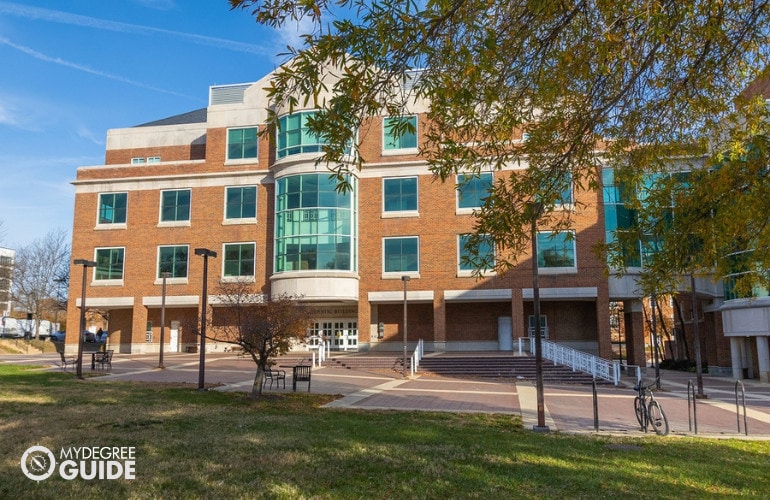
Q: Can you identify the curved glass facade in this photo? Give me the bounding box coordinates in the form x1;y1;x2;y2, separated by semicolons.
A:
275;174;357;273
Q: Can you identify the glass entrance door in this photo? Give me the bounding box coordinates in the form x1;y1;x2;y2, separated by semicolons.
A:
310;319;358;351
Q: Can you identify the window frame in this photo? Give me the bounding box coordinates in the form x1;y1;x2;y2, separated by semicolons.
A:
159;188;191;226
157;245;189;282
222;242;256;281
457;234;496;277
224;185;257;223
536;230;577;273
456;172;494;213
382;115;418;154
94;247;125;284
382;236;420;278
97;192;128;227
226;126;259;162
276;111;325;159
382;176;418;217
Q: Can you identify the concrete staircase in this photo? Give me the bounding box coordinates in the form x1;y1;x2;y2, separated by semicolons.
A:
316;353;608;385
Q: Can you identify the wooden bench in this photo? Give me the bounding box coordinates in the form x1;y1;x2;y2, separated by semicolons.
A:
292;365;311;392
263;367;286;389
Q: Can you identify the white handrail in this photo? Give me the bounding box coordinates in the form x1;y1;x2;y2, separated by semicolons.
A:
410;339;424;377
527;338;621;385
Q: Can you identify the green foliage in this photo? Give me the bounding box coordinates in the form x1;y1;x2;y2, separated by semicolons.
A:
232;0;769;275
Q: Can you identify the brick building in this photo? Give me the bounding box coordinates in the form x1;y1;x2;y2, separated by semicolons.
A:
64;67;681;369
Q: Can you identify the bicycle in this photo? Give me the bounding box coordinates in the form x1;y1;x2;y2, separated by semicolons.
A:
633;378;669;436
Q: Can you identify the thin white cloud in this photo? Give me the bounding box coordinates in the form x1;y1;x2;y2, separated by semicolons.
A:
0;36;198;100
0;1;271;55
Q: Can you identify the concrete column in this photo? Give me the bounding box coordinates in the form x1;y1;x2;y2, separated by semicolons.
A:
756;336;770;383
731;337;743;380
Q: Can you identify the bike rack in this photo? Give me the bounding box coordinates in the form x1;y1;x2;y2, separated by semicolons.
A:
592;379;599;432
687;380;698;434
735;381;748;436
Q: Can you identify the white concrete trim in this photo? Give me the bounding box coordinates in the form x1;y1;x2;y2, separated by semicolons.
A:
367;290;435;303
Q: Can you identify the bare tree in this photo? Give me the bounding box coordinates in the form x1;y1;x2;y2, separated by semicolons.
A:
209;281;312;397
12;229;70;336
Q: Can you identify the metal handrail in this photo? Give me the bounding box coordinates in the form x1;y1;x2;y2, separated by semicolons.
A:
410;339;424;377
525;338;621;385
687;380;698;434
735;381;748;436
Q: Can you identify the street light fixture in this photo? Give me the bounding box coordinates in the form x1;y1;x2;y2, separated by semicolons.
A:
402;275;410;379
528;202;549;432
158;271;171;369
73;258;97;379
194;248;217;390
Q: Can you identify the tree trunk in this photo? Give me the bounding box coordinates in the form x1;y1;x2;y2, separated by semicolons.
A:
251;364;266;397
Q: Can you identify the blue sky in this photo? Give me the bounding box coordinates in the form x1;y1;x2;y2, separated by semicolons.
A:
0;0;305;249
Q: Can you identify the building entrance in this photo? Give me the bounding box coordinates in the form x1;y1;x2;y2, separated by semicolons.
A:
310;319;358;351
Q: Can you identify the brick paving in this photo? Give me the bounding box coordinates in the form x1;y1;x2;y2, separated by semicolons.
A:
4;351;770;439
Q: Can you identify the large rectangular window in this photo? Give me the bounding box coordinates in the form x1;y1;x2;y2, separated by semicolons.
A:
158;245;188;279
95;248;124;281
227;127;258;160
277;111;324;159
160;189;191;223
458;234;495;273
225;186;257;220
457;173;493;210
383;177;418;213
383;237;419;274
223;243;255;278
98;192;127;225
537;231;576;269
383;115;417;151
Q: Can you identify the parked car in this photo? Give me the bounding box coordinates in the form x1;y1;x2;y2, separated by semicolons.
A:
50;331;66;342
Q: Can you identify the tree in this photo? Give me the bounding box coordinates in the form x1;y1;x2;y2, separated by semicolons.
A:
208;282;312;397
12;229;70;336
231;0;770;275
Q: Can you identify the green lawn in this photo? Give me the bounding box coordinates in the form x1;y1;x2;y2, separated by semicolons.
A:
1;364;768;499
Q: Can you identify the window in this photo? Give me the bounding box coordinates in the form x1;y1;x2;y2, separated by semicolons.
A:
383;237;419;274
537;231;576;269
225;186;257;220
131;157;146;165
277;112;324;159
383;177;417;213
227;127;258;160
275;174;356;273
98;192;127;225
160;189;191;223
458;234;495;273
457;173;493;210
158;246;188;279
383;115;417;151
147;156;161;164
528;315;549;338
94;248;124;281
223;243;255;278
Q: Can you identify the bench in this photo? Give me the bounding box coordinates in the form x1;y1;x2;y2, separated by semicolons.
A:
263;367;286;389
292;365;311;392
94;350;113;372
57;350;77;371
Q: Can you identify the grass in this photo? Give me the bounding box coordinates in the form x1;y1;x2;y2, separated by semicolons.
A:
1;364;769;499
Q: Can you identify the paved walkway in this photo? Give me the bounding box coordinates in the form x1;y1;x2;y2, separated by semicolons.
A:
3;351;770;439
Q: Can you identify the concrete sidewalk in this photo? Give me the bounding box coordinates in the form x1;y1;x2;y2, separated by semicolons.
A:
3;351;770;439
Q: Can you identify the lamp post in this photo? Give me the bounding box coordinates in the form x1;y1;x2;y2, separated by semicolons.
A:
690;273;706;398
158;271;171;369
194;248;217;390
74;258;97;379
528;202;549;432
402;275;410;379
